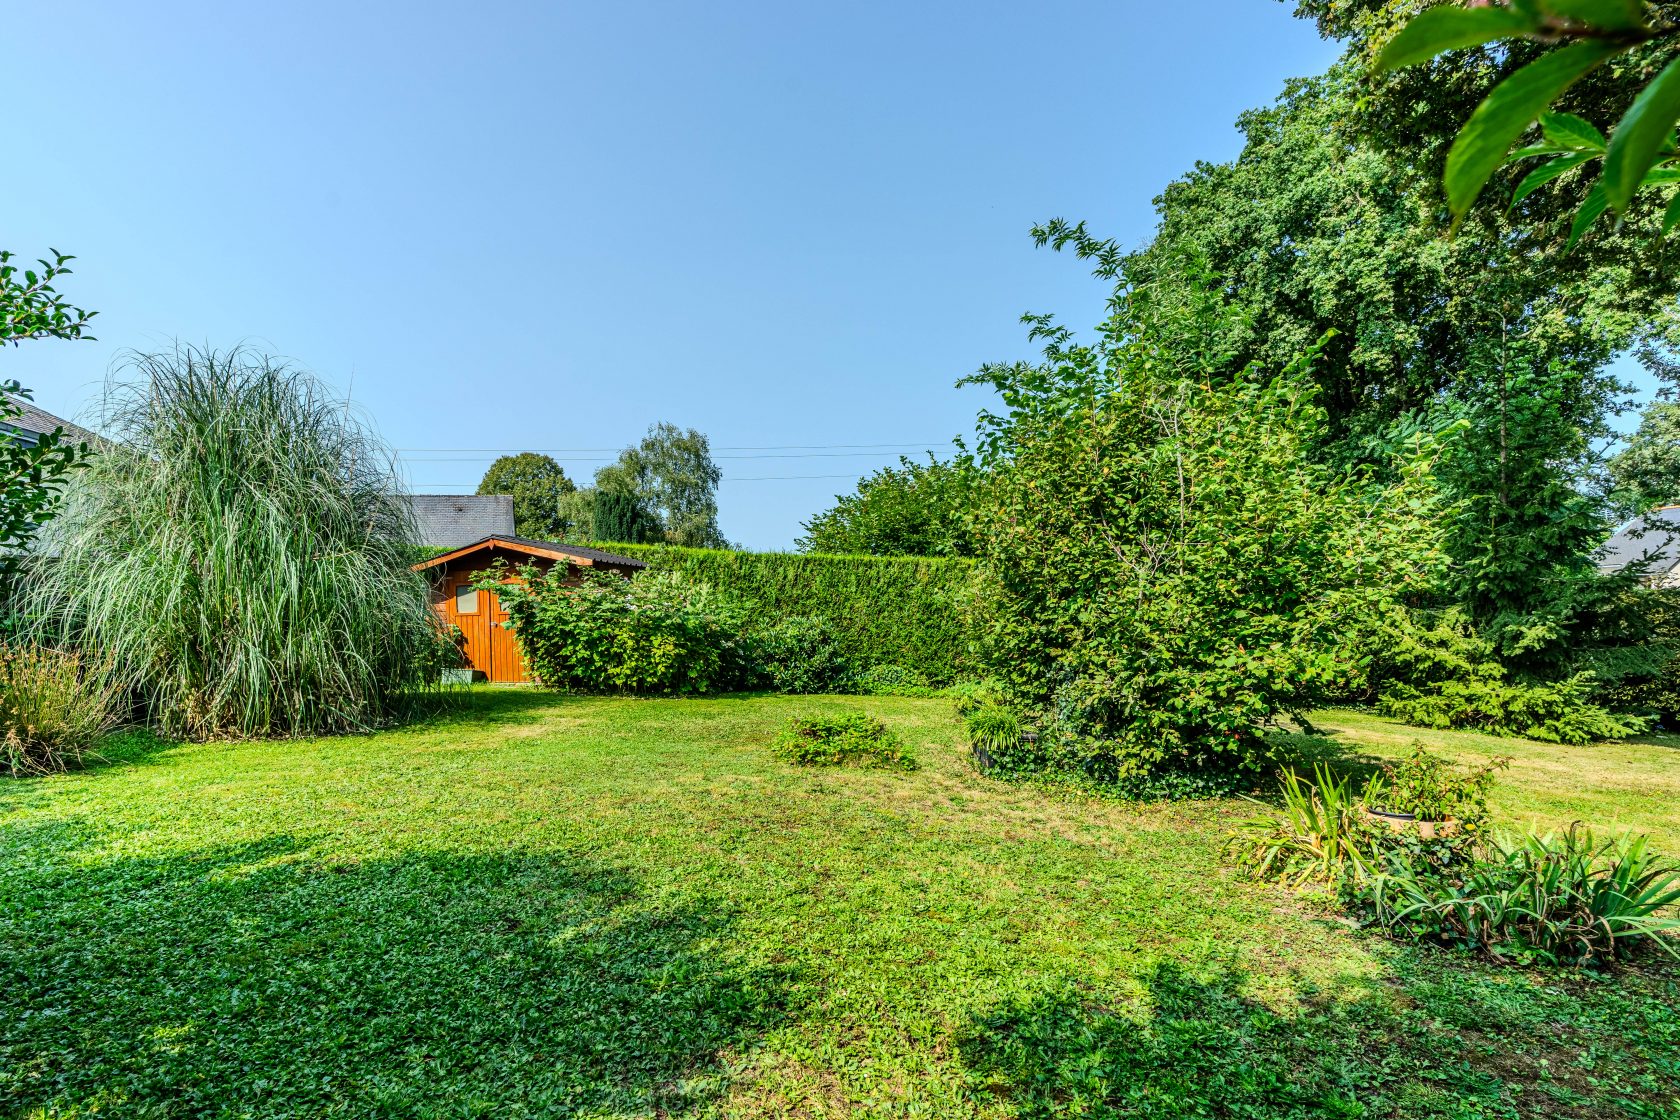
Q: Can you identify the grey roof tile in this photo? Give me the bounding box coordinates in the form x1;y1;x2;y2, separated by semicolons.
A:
405;494;515;549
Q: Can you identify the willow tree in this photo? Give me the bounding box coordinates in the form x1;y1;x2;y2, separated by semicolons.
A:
27;346;441;738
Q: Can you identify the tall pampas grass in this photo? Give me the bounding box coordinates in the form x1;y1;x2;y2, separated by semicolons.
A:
25;346;439;739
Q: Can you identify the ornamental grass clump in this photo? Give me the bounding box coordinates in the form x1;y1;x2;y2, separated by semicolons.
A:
0;643;119;775
24;346;440;739
772;712;914;770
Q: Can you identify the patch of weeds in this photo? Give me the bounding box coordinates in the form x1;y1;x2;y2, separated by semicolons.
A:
771;712;916;769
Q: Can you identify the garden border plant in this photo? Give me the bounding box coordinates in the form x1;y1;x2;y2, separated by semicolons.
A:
1226;745;1680;967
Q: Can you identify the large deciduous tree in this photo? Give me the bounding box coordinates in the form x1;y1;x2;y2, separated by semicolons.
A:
476;452;576;540
602;423;727;549
966;270;1444;779
797;454;981;558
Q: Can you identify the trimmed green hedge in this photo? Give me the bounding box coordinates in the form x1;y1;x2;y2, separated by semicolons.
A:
594;543;974;684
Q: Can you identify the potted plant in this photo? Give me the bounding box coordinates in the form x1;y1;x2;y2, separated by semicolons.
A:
1363;745;1508;840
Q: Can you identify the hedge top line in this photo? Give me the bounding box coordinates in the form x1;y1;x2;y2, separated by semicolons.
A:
585;541;975;569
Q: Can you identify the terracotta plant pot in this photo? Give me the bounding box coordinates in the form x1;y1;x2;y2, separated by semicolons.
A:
1365;808;1459;839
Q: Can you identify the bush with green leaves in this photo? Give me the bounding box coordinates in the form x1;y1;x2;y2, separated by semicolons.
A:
599;543;973;685
771;712;914;770
966;268;1445;784
797;453;982;558
754;615;852;694
0;643;119;776
495;567;759;695
1364;826;1680;967
1364;746;1508;829
25;347;439;739
1380;673;1647;745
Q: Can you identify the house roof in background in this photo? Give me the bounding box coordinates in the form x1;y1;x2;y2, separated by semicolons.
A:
2;393;98;447
404;494;515;550
412;534;648;572
1597;505;1680;575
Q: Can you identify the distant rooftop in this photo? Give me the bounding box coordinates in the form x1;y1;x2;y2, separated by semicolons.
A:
2;393;98;448
403;494;515;550
1597;505;1680;577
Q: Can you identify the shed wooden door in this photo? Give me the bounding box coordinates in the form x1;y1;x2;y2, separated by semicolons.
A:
447;573;495;677
487;590;528;682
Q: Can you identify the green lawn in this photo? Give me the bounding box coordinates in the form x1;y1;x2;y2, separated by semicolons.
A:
2;691;1676;1119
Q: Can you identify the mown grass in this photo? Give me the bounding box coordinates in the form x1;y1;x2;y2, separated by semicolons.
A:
1;691;1676;1118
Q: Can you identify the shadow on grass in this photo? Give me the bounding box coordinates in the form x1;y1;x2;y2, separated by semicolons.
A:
1255;730;1389;800
958;960;1389;1117
954;957;1680;1120
0;825;792;1117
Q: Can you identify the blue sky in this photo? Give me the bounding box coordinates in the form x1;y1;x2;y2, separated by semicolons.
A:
15;3;1361;547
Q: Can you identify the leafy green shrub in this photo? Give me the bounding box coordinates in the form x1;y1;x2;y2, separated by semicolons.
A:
0;643;119;776
1224;765;1374;887
496;568;759;695
755;616;852;694
1364;746;1507;830
839;663;941;697
771;712;914;769
24;347;438;739
1364;826;1680;966
967;277;1445;784
596;543;972;685
1379;674;1647;745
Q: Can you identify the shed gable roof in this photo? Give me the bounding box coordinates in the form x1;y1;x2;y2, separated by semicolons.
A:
411;534;648;572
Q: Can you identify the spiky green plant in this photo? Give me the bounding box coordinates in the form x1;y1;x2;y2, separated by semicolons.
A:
1224;764;1373;887
24;346;440;739
1366;825;1680;965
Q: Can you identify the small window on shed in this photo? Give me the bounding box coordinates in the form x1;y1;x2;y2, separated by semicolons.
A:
455;583;479;614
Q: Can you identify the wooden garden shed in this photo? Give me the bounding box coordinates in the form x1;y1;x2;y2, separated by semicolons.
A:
413;535;646;683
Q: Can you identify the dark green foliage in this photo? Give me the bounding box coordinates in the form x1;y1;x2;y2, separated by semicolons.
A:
1425;358;1614;642
837;663;941;697
24;347;441;739
754;616;851;694
1596;589;1680;724
966;270;1444;782
495;568;758;695
476;452;576;539
598;543;973;685
590;489;659;544
770;711;914;769
1380;672;1648;745
1364;826;1680;966
797;454;981;558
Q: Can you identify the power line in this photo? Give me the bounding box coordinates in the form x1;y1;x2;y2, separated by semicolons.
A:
407;473;864;487
398;451;932;462
393;441;946;453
